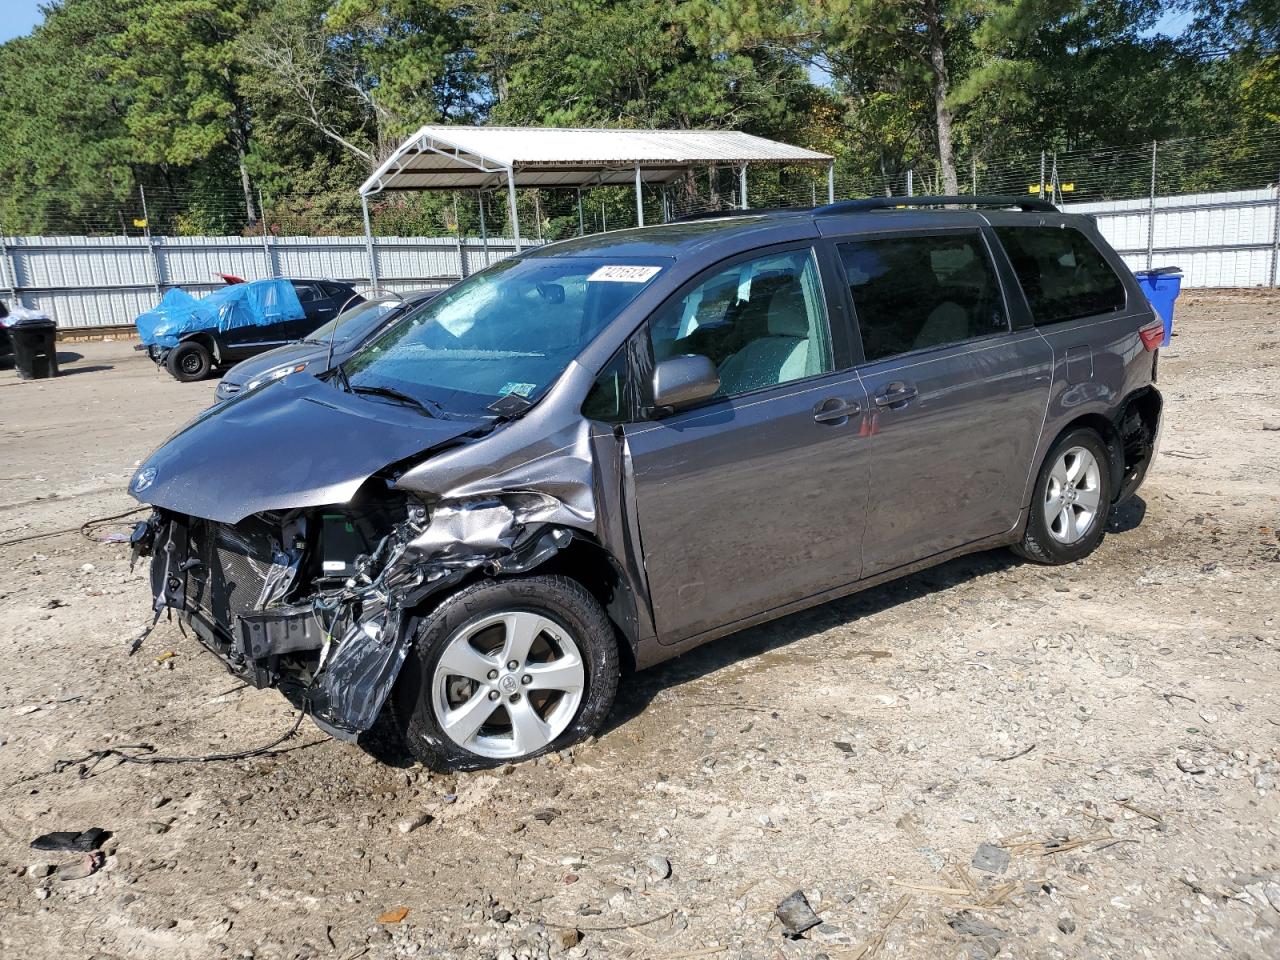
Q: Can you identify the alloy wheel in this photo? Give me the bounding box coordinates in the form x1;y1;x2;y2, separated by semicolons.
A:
430;610;585;759
1043;445;1103;544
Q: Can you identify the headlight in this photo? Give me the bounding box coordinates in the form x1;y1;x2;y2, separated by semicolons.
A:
246;362;308;391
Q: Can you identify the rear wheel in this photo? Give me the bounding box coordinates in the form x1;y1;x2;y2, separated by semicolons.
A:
392;576;619;771
1013;428;1112;565
166;341;213;382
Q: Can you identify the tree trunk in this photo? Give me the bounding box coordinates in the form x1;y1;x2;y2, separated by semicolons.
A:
231;102;257;224
924;1;959;195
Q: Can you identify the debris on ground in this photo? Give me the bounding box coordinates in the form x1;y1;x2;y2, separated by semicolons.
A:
56;852;104;881
30;828;109;853
377;907;409;924
398;812;433;834
775;889;822;938
646;855;672;880
971;843;1012;875
948;911;1008;959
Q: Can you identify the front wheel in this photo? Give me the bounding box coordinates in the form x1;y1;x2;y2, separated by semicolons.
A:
1013;428;1112;565
392;576;620;771
166;341;213;382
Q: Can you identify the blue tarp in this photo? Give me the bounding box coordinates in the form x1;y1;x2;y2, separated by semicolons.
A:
135;279;306;348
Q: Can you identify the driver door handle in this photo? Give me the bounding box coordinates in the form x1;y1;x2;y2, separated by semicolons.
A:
813;397;861;423
873;382;918;408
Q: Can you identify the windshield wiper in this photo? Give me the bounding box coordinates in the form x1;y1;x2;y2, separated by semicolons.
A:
351;384;442;418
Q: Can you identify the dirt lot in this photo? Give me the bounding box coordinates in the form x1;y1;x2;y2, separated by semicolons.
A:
1;292;1278;960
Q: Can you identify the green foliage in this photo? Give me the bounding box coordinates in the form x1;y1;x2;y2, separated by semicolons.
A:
0;0;1275;234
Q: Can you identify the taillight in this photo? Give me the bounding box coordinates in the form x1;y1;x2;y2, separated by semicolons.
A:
1138;320;1164;351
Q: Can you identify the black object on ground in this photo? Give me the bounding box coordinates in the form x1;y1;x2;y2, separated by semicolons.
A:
30;827;110;852
775;889;823;938
971;842;1012;874
10;314;58;380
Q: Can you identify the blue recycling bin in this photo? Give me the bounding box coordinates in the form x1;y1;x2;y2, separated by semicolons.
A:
1134;268;1183;347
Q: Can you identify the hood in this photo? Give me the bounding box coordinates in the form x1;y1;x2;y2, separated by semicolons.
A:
131;374;482;524
220;342;333;388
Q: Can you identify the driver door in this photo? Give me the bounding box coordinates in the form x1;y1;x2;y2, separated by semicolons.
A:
620;245;870;644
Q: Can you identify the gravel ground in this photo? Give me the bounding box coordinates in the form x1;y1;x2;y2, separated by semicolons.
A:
1;291;1278;960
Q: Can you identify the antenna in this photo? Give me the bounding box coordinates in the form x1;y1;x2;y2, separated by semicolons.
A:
326;286;407;376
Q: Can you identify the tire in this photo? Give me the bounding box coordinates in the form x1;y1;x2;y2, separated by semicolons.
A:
1013;428;1112;565
166;341;213;382
391;575;620;772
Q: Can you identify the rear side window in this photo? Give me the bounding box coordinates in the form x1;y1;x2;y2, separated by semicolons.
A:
994;226;1126;325
838;233;1008;363
292;281;323;303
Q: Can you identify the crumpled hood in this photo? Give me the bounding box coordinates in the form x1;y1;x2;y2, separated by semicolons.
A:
130;374;480;524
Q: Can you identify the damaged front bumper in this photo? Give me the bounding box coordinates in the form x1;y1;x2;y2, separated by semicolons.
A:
133;496;577;741
135;343;170;367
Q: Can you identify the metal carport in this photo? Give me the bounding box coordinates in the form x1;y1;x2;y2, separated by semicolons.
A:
358;125;834;280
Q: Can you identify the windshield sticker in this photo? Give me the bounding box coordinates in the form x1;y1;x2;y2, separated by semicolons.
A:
587;265;662;284
499;381;537;398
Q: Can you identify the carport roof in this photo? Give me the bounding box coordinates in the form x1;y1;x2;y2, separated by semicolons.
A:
359;125;834;195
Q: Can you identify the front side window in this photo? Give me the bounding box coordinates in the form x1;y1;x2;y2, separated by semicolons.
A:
303;297;403;344
647;248;833;398
839;233;1007;363
343;257;663;416
994;226;1126;325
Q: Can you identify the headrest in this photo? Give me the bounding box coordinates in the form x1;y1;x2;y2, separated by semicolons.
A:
766;281;810;338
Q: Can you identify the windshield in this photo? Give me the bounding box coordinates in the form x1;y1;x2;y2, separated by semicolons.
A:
342;257;664;415
304;298;402;344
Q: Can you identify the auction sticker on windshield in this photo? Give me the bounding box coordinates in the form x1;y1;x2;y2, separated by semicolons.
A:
587;265;662;283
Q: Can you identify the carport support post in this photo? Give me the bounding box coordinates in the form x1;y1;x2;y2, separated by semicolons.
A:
634;164;644;227
577;188;585;236
827;162;835;204
739;163;749;209
361;194;379;287
505;168;523;252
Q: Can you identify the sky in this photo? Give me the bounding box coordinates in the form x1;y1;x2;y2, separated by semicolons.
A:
0;0;1198;46
0;0;45;43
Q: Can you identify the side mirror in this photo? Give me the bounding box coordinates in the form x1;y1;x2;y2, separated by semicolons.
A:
652;354;720;411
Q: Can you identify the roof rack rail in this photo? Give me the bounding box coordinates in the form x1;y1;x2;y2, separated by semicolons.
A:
815;194;1059;215
669;207;802;223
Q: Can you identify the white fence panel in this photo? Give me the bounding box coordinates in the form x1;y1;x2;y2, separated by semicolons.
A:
1066;187;1279;288
0;233;525;330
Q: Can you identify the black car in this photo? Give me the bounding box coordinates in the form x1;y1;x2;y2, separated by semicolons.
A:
138;278;365;381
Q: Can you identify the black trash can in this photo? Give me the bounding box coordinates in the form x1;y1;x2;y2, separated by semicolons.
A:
9;311;59;380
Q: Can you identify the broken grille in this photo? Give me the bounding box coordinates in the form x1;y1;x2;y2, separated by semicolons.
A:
187;518;278;631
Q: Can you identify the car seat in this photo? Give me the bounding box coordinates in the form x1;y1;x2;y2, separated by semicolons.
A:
716;281;813;395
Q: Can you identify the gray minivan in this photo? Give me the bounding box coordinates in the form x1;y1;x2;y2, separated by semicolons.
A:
129;196;1164;771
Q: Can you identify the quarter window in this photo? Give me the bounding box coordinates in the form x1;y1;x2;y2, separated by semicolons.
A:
994;226;1126;325
582;348;632;423
839;233;1008;363
647;248;833;399
292;281;323;303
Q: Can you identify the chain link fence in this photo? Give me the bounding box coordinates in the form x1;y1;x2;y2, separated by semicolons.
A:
2;128;1278;329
